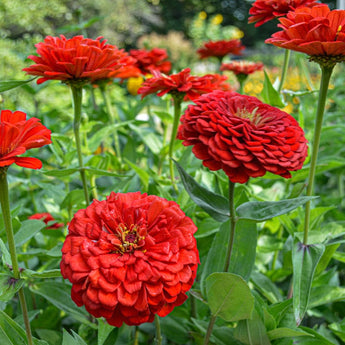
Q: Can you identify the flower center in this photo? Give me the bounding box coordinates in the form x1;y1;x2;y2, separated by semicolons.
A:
114;223;145;254
235;107;263;126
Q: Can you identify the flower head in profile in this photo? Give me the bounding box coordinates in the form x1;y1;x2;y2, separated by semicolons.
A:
248;0;319;27
29;213;64;229
197;39;245;60
130;48;172;75
220;61;264;76
60;191;199;327
0;110;51;169
265;4;345;65
177;91;308;183
137;68;231;101
23;35;127;85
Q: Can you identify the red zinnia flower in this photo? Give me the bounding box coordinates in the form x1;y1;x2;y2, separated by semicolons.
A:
0;110;51;169
177;91;308;183
197;39;245;60
23;35;128;85
60;192;199;327
130;48;172;75
137;68;231;101
265;4;345;61
248;0;319;27
107;55;141;80
220;61;264;76
29;212;64;229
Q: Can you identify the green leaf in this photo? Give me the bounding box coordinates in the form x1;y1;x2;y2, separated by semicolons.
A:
0;78;36;92
309;285;345;308
43;168;79;177
22;269;62;279
125;160;150;189
268;327;310;340
129;124;162;155
14;220;46;247
261;70;285;107
62;329;87;345
97;319;114;345
236;196;318;222
292;241;325;325
29;282;96;328
0;310;48;345
0;274;24;302
206;272;254;322
251;271;283;304
174;160;229;222
0;239;12;266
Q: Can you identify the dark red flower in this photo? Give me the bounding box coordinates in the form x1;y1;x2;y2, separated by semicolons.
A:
177;91;308;183
0;110;51;169
265;5;345;60
248;0;319;27
28;213;64;229
23;35;128;85
137;68;231;101
220;61;264;76
130;48;172;75
60;192;199;327
197;39;245;60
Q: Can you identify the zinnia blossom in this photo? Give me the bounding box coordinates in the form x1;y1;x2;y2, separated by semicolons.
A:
220;61;264;76
197;39;244;60
130;48;172;75
265;4;345;63
177;91;308;183
23;35;128;85
28;213;64;229
137;68;230;101
0;110;51;169
60;192;199;327
248;0;319;27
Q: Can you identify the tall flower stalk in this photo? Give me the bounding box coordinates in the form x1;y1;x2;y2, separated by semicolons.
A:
0;168;33;345
278;49;291;93
70;85;90;205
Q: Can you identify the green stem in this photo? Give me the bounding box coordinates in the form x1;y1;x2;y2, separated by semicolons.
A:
169;96;183;192
100;86;122;163
0;168;33;345
204;180;237;345
303;65;334;245
71;86;90;205
154;315;162;345
278;49;291;93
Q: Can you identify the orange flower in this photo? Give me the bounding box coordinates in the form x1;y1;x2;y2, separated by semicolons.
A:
248;0;318;27
23;35;127;85
197;39;244;60
60;192;199;327
220;61;264;76
0;110;51;169
266;4;345;63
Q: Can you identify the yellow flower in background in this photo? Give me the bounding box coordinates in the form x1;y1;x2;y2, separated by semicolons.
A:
127;76;144;96
231;27;244;39
199;11;207;20
211;14;223;25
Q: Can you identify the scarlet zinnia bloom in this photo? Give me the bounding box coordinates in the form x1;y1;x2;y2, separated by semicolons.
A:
248;0;318;27
265;5;345;62
0;110;51;169
107;55;141;80
197;39;245;60
29;213;64;229
130;48;172;75
60;192;199;327
220;61;264;76
23;35;128;85
177;91;308;183
137;68;230;101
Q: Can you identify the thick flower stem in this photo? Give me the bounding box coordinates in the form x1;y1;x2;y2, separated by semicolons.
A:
154;315;162;345
100;86;122;163
303;65;334;245
0;168;33;345
169;96;183;192
278;49;291;93
203;181;237;345
71;86;90;205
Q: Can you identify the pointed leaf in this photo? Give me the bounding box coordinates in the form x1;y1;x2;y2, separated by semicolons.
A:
62;329;87;345
268;327;310;340
261;70;285;107
251;271;283;304
98;319;114;345
174;160;229;222
236;196;318;222
0;78;36;92
292;241;325;325
0;274;24;302
14;220;46;247
206;272;254;322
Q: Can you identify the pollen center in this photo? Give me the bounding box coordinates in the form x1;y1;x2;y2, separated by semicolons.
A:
235;107;263;126
114;223;145;254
